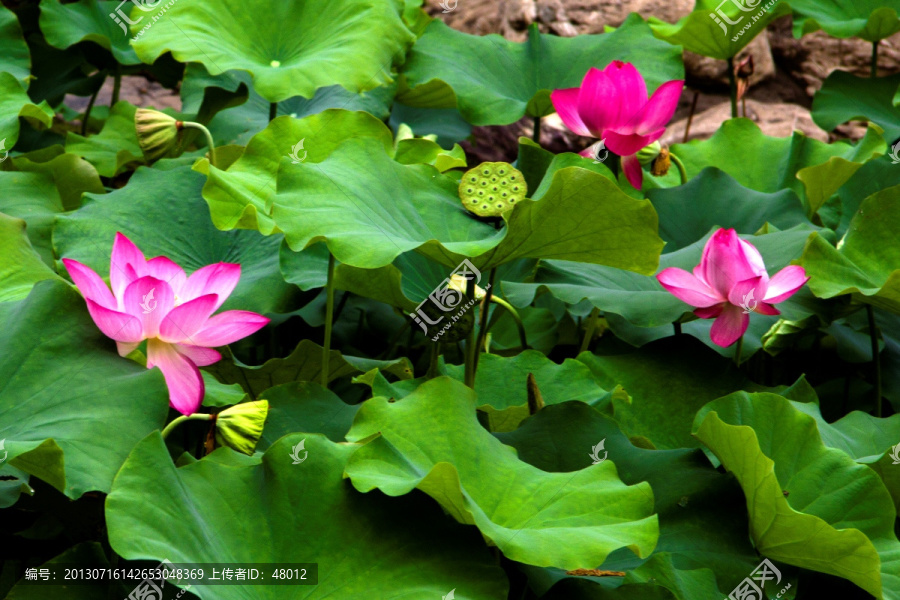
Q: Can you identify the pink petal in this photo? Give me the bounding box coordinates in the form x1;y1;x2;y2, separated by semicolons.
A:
551;87;592;137
110;233;147;300
62;258;116;309
577;68;621;136
146;256;186;296
175;344;222;367
122;276;175;338
755;302;781;316
738;239;767;278
694;304;724;319
603;129;664;157
626;80;684;136
699;229;763;299
621;153;644;190
657;267;723;307
181;263;241;310
159;294;218;344
764;265;809;304
116;341;140;357
727;276;768;311
608;63;649;123
84;299;145;342
147;339;204;415
189;310;270;347
710;304;749;347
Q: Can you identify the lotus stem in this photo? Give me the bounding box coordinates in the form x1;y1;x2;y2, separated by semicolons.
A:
673;322;682;336
161;413;214;440
322;252;336;387
871;41;879;78
426;342;441;379
464;276;477;388
683;90;699;142
111;63;122;106
734;335;743;366
533;115;541;143
474;269;497;371
490;296;528;350
866;304;882;417
669;152;688;185
180;121;217;168
82;82;102;135
269;102;278;122
580;307;600;354
726;56;737;119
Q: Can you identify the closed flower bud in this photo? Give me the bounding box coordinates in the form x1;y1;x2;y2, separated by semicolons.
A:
215;400;269;455
135;108;181;162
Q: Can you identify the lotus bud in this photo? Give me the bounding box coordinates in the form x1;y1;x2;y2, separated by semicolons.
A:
214;400;269;455
449;274;485;300
636;141;662;166
459;162;526;217
135;108;181;162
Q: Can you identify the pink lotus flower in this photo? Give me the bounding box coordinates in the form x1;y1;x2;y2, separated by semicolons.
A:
62;233;269;415
551;61;684;190
656;229;808;348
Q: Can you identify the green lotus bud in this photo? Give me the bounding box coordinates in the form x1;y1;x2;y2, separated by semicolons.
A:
459;162;526;217
215;400;269;455
449;273;486;300
636;141;662;165
135;108;181;162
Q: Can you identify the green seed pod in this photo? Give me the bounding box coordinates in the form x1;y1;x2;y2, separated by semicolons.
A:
135;108;181;162
459;162;526;217
420;300;475;343
636;141;662;166
215;400;268;455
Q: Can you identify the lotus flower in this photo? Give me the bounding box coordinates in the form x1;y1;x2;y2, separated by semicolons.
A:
551;61;684;190
656;229;808;347
62;233;269;415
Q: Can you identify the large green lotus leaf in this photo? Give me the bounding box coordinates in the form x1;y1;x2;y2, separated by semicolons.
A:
502;227;813;328
655;119;884;200
106;432;509;599
64;101;145;177
131;0;415;103
0;214;62;303
0;4;30;86
648;0;792;60
204;340;412;399
496;402;760;598
5;149;105;209
812;72;900;143
800;186;900;313
576;337;755;450
198;111;395;234
38;0;140;64
827;154;900;238
258;381;359;446
693;392;900;599
399;14;683;126
6;542;115;600
785;0;900;40
0;72;54;149
344;377;659;570
54;164;299;315
441;351;609;431
0;280;169;498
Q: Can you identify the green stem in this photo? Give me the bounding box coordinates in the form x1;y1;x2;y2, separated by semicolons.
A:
111;63;122;106
871;41;879;78
580;307;600;354
161;413;214;440
734;335;743;366
533;115;541;143
490;296;528;350
81;82;102;135
180;121;217;168
866;304;882;417
426;342;441;379
669;152;688;185
474;269;497;372
322;253;336;388
464;277;477;388
726;56;737;119
269;102;278;122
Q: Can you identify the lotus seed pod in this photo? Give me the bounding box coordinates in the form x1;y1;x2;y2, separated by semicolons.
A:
420;300;475;343
636;140;662;165
215;400;269;455
459;162;526;217
135;108;181;162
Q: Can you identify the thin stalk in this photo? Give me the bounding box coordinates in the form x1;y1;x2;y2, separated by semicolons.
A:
474;269;497;372
161;413;214;440
726;56;737;118
866;304;882;417
426;342;441;379
673;322;682;336
669;152;688;185
111;63;122;106
683;91;700;142
269;102;278;122
180;121;217;168
322;253;336;387
490;296;528;350
580;307;600;354
734;335;743;366
533;115;541;143
871;41;879;78
464;277;477;388
81;83;102;135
